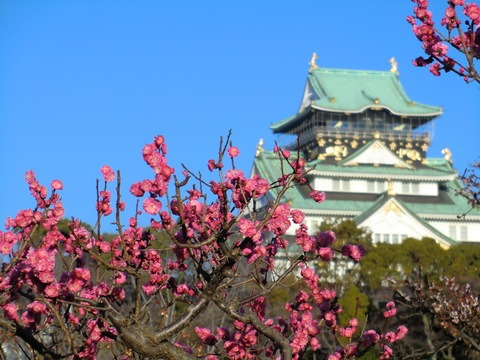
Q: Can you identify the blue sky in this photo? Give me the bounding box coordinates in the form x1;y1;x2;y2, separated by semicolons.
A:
1;1;479;231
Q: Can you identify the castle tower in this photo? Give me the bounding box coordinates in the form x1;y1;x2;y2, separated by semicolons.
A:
253;57;480;247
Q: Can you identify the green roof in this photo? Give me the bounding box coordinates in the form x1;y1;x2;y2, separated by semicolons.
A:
253;150;480;219
309;163;456;180
271;67;442;133
255;150;457;182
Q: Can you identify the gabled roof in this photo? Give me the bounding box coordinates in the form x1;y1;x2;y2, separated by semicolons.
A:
339;140;414;168
353;194;456;248
271;67;442;133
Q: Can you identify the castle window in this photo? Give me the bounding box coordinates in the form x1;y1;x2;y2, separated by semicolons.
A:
333;179;350;191
449;225;457;240
411;183;420;194
333;179;340;191
374;234;381;243
383;234;390;243
400;182;420;194
392;234;399;244
378;181;385;192
367;180;385;193
367;181;375;192
460;226;468;241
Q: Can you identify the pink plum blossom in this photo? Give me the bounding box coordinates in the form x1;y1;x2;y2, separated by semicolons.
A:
464;3;480;24
143;198;161;214
383;301;397;318
195;327;218;346
227;146;240;158
309;190;326;203
51;179;63;190
100;165;115;182
341;244;366;262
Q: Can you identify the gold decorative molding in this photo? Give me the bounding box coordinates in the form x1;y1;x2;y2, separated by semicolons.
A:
397;148;421;161
318;145;348;160
387;178;396;196
384;201;401;213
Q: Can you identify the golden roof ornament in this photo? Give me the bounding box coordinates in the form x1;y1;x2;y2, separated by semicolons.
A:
309;52;319;73
442;148;452;162
389;57;399;77
255;138;265;157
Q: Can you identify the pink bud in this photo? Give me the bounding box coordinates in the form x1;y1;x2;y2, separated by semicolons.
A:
51;180;63;190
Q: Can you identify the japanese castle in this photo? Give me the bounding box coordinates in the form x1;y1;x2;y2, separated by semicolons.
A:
252;55;480;248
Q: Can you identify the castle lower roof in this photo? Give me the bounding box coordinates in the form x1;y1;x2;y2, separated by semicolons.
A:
252;150;480;220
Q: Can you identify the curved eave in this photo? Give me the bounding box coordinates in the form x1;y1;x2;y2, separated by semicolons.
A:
310;102;442;118
420;213;480;221
269;108;312;133
308;170;458;182
294;208;360;217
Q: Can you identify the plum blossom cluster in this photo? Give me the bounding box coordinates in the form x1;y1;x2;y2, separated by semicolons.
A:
407;0;480;83
0;135;406;359
194;321;259;359
0;172;122;359
327;303;407;360
459;161;480;210
397;275;479;353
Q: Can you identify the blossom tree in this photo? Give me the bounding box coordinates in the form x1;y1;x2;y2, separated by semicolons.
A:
0;134;405;359
459;161;480;212
407;0;480;83
395;275;480;358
